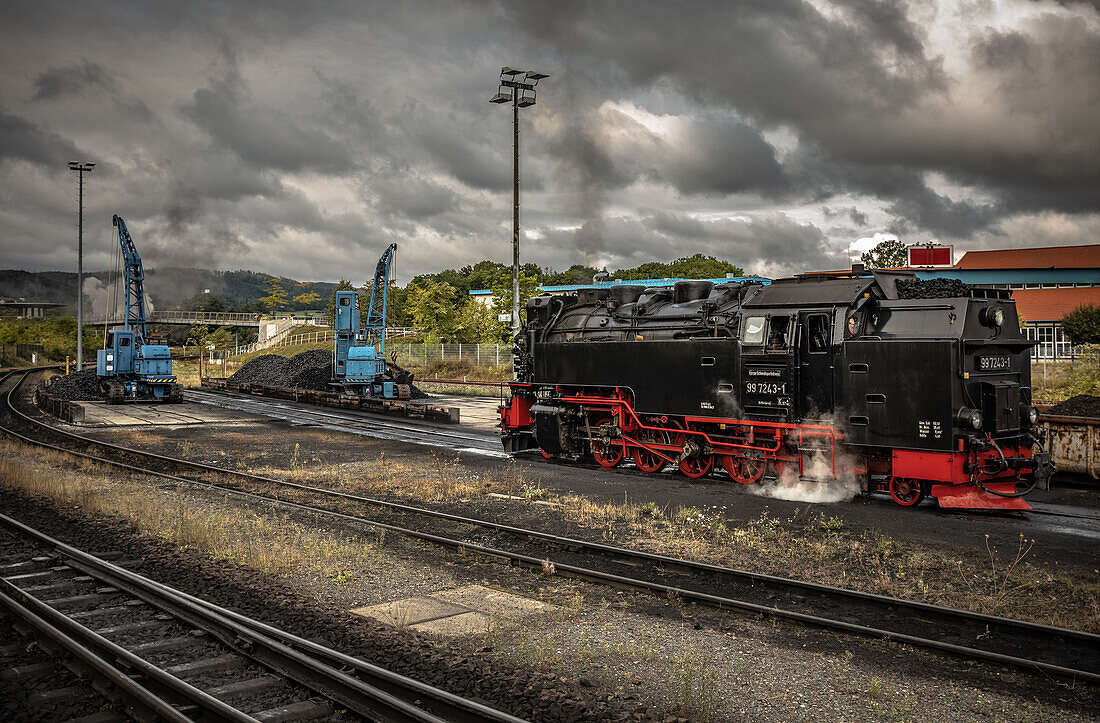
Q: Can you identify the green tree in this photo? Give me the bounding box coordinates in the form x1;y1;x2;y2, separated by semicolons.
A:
543;264;604;286
260;277;289;312
490;269;540;342
860;239;908;269
611;254;742;281
404;279;459;342
1061;304;1100;345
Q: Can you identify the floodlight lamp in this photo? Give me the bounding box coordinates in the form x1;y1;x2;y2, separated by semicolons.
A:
68;161;78;168
86;162;95;168
500;66;523;76
517;93;536;108
525;71;549;81
490;92;511;104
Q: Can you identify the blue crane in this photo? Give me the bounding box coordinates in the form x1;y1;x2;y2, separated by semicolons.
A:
332;243;413;399
95;215;181;403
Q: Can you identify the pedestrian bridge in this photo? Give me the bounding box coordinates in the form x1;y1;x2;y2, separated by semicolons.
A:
94;311;323;327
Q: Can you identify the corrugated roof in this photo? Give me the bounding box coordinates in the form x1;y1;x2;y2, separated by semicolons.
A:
955;244;1100;270
537;276;771;292
1012;287;1100;322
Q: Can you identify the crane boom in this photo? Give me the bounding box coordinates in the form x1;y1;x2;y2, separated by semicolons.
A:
363;243;396;353
112;214;147;344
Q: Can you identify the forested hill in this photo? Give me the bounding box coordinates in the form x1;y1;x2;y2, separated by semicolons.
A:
0;268;337;311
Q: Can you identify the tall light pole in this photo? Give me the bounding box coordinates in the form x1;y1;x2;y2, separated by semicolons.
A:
491;67;547;340
68;161;95;371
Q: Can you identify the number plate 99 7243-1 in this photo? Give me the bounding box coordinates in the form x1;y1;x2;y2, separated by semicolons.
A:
978;355;1011;371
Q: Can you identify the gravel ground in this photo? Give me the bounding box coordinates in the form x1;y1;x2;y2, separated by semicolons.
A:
0;486;676;723
2;437;1097;722
1049;394;1100;417
41;369;99;401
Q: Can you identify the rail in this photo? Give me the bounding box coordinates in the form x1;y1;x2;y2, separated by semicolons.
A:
6;368;1098;687
0;370;526;723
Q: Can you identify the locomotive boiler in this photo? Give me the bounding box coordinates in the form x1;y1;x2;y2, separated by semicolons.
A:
499;268;1053;510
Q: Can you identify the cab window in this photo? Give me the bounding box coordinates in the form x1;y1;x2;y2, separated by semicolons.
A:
743;316;766;344
119;338;131;347
808;314;829;353
767;316;791;351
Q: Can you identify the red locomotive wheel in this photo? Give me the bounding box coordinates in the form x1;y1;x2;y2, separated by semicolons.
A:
593;444;624;468
679;454;713;479
590;416;624;468
722;454;765;484
889;477;924;507
632;428;669;473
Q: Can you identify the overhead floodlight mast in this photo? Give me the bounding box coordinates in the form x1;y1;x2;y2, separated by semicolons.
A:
67;161;96;371
490;67;547;346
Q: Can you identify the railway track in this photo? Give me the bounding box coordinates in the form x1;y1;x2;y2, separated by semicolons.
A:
0;510;523;723
185;388;505;458
188;384;1100;523
4;369;1099;687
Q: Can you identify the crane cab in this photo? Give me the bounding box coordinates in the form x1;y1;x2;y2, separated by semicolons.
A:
97;329;134;377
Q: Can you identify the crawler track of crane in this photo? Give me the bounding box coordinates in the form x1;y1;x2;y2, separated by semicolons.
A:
3;369;1099;687
0;509;525;723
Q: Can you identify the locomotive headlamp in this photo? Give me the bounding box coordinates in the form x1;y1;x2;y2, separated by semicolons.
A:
1022;404;1039;425
979;306;1005;328
957;407;983;430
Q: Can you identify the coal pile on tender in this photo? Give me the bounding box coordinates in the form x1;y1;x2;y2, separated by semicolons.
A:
44;369;100;401
1048;394;1100;418
896;278;970;299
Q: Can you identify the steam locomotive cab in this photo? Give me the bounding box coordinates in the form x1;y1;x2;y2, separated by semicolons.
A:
500;270;1052;510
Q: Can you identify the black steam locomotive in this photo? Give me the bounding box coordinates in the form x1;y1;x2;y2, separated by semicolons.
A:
499;268;1052;510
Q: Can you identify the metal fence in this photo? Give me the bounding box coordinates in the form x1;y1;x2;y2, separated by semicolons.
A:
389;343;511;367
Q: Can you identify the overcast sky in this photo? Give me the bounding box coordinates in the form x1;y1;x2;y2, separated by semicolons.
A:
1;0;1097;284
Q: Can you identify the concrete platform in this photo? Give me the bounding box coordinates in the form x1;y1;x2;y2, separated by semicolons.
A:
74;400;251;428
418;394;502;432
349;584;559;635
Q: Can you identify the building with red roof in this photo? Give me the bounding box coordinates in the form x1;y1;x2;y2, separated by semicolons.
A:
911;243;1099;359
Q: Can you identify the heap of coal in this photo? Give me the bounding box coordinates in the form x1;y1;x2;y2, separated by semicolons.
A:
229;349;428;396
1048;394;1100;418
227;354;292;386
896;278;970;299
285;349;333;391
43;369;100;401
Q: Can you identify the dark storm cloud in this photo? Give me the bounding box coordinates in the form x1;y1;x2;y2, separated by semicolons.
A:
536;209;835;276
33;61;118;100
516;0;946;126
414;113;511;191
0;0;1096;282
0;108;81;167
655;117;785;196
184;74;353;174
515;0;1099;232
375;175;457;220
